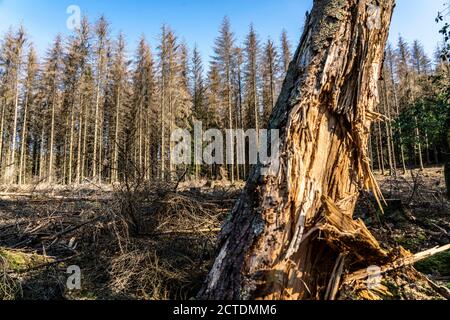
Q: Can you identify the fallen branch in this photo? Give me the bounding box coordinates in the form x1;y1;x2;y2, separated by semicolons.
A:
343;244;450;284
41;216;105;241
6;254;79;275
150;228;221;236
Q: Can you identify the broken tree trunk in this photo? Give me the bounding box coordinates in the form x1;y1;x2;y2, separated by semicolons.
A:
199;0;396;300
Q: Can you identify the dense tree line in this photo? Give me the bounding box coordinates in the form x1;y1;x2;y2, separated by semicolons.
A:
1;15;450;186
370;37;450;175
0;17;292;185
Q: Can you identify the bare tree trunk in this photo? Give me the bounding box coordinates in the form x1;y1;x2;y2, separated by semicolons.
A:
200;0;395;300
375;128;382;173
227;70;234;183
238;60;246;179
377;119;385;175
93;78;101;180
386;96;397;176
381;79;396;176
390;77;407;174
76;97;84;184
113;87;121;183
38;126;46;181
98;107;104;183
68;101;76;185
48;96;57;184
0;100;5;179
161;78;166;180
81;102;88;182
8;63;22;184
18;92;30;185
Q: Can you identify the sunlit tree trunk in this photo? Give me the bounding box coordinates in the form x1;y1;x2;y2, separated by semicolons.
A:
81;104;88;182
381;78;396;176
68;101;76;185
18;89;30;185
48;95;57;184
113;86;121;183
19;47;39;185
200;0;395;300
0;101;5;179
377;119;386;175
8;45;24;184
76;94;84;184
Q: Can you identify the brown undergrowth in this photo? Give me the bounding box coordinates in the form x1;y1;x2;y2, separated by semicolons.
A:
0;168;449;300
0;179;239;300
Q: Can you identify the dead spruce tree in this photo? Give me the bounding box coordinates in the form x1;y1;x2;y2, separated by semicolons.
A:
200;0;395;300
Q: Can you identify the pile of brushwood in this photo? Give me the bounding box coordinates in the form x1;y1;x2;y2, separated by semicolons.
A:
0;168;449;300
0;180;239;300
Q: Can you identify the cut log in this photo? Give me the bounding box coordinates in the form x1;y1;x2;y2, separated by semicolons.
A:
199;0;396;300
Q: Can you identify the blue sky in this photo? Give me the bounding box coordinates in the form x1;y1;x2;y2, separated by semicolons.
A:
0;0;445;63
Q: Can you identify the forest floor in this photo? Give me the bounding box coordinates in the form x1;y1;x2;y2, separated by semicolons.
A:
0;167;449;300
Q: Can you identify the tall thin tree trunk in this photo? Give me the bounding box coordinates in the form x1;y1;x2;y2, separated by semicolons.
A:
68;101;76;185
0;101;5;180
76;96;84;184
18;92;30;185
386;99;397;176
113;87;121;183
200;0;395;300
391;80;407;174
375;129;382;173
48;91;59;184
161;73;166;180
227;70;234;183
39;126;46;181
98;107;104;183
93;79;101;180
9;65;22;184
81;102;88;182
238;63;246;179
381;80;395;176
377;120;385;175
253;68;259;151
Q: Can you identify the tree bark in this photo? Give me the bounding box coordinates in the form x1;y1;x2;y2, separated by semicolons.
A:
0;100;5;179
199;0;395;300
18;90;30;185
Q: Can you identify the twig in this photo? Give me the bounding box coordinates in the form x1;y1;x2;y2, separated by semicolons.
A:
41;216;104;241
150;228;221;236
174;168;189;192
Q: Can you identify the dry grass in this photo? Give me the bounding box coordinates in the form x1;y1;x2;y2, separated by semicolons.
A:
0;168;448;300
0;179;239;300
0;255;22;300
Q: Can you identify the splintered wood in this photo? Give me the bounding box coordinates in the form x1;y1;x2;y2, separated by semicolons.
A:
343;244;450;284
200;0;397;300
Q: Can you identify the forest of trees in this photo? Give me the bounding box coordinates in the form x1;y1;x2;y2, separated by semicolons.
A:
0;17;294;185
0;15;449;186
371;38;450;176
